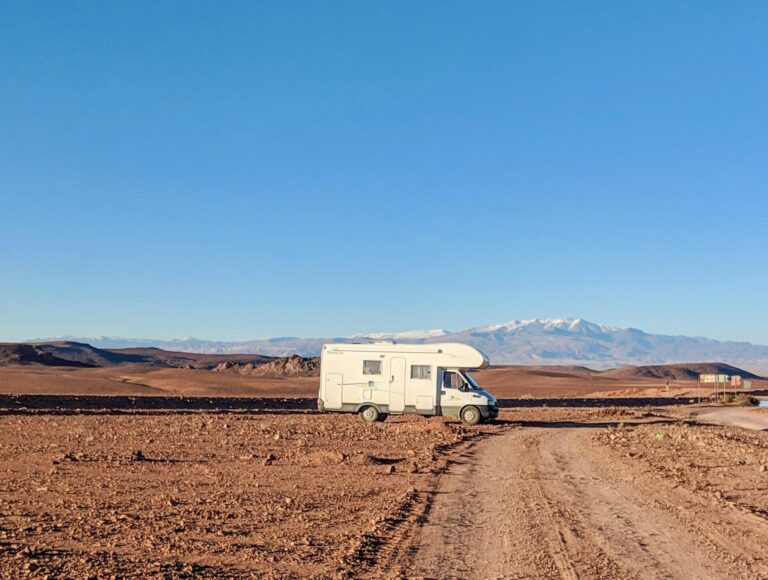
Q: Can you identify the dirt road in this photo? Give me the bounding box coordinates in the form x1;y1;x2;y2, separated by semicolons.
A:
398;423;768;579
686;406;768;431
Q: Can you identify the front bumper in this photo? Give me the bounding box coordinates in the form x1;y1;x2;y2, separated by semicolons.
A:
482;404;499;419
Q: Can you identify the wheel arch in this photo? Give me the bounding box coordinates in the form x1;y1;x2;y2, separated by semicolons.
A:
459;404;483;425
355;403;384;414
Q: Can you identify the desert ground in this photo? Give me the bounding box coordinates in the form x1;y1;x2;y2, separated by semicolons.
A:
2;362;763;400
2;343;768;578
0;365;319;398
2;404;768;578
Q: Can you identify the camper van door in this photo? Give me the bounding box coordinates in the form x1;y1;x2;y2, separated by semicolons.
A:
325;373;343;409
389;357;406;412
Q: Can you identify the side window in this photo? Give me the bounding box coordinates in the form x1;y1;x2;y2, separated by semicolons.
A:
363;360;382;375
443;371;464;390
410;365;432;380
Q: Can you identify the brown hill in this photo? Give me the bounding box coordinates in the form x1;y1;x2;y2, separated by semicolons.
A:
492;365;598;377
28;342;272;370
599;363;762;381
0;344;93;367
104;347;273;369
34;342;153;366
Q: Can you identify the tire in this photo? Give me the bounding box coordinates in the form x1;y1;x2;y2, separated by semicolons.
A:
460;405;481;426
359;405;380;424
377;414;389;423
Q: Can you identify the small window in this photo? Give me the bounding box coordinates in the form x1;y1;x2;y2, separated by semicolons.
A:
363;360;382;375
410;365;432;380
443;371;467;390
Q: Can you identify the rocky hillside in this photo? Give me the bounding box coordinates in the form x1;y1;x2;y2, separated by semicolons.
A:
3;342;273;370
212;355;320;378
2;341;319;380
0;344;92;367
1;341;274;373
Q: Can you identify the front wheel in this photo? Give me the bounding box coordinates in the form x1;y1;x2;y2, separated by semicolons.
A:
359;405;380;424
460;405;482;426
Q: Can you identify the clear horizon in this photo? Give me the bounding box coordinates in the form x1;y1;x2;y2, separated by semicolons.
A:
2;2;767;344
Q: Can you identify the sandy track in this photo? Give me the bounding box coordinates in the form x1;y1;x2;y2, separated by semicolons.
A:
686;406;768;431
399;424;768;579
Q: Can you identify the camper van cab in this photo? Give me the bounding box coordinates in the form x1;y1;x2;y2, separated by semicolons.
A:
318;342;498;425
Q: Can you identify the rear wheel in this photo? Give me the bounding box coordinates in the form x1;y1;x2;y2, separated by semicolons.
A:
460;405;481;426
359;405;380;424
377;413;389;423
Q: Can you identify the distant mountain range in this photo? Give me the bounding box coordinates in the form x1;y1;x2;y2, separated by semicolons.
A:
29;318;768;374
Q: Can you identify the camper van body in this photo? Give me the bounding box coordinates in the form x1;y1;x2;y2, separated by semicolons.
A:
318;342;498;424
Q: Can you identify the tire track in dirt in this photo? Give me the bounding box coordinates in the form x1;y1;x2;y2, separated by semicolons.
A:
540;430;722;579
341;436;487;578
392;424;768;579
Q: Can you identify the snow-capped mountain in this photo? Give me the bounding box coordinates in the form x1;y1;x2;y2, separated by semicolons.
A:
30;318;768;373
472;318;617;335
438;318;768;371
352;329;449;340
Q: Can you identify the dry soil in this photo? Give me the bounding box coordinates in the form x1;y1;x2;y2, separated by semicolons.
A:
3;407;768;578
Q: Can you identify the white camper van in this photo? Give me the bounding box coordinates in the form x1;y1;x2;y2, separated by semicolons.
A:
317;342;498;425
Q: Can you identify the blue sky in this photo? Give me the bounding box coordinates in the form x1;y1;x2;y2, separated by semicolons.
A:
1;1;767;343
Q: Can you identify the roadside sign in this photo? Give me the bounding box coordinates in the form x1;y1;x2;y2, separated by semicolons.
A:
699;374;729;384
731;375;742;388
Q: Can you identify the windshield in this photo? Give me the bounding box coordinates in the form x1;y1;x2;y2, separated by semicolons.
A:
462;372;481;390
